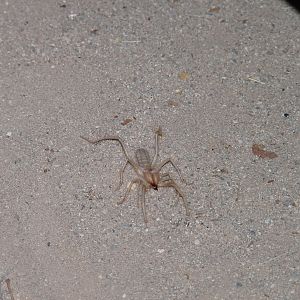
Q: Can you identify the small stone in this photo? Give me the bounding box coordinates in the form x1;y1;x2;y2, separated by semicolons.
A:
208;6;221;13
264;218;273;225
157;249;165;254
178;71;189;81
68;13;78;20
6;132;12;137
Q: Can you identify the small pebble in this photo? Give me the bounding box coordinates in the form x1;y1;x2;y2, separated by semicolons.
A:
68;13;77;20
264;218;273;225
6;132;12;137
194;239;200;245
157;249;165;254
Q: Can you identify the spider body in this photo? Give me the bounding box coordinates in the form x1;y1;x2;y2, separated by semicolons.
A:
135;148;151;169
81;127;189;223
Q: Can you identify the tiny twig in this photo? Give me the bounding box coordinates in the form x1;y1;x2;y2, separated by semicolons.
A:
247;77;265;84
121;40;141;43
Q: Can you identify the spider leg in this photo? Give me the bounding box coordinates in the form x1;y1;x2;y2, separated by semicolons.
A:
118;178;140;205
140;184;148;223
158;176;190;216
151;126;162;166
80;135;139;169
160;173;180;205
115;160;129;191
155;158;186;183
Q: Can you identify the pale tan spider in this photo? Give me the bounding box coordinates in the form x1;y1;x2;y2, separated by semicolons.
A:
81;127;189;223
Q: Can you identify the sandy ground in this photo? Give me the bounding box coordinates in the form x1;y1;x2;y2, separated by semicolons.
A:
0;0;299;299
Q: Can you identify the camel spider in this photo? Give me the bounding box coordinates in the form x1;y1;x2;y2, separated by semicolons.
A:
80;127;189;223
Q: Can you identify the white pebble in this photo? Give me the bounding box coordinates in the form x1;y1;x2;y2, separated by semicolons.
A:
68;13;78;20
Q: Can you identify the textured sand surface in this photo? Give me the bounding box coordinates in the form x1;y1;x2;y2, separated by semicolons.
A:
0;1;299;299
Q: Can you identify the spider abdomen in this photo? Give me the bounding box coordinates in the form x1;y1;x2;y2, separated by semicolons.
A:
135;148;151;169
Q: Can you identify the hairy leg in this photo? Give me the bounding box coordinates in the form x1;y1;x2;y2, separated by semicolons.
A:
158;178;190;216
115;160;129;191
151;126;162;166
80;135;139;169
118;178;140;205
156;158;186;183
140;184;148;223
